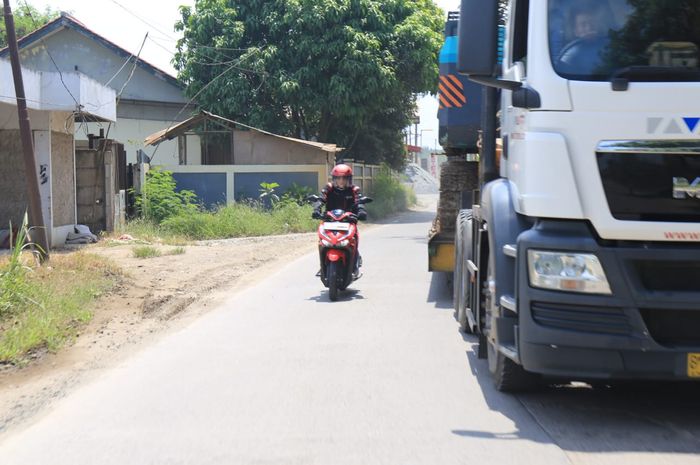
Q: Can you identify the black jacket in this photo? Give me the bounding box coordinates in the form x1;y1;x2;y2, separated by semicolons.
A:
316;183;367;217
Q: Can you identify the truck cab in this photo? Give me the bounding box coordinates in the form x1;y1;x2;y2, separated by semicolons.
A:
456;0;700;389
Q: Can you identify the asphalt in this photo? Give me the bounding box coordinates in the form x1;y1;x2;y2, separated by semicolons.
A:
1;197;699;464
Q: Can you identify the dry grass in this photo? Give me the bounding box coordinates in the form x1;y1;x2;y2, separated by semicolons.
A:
132;246;162;259
0;252;121;365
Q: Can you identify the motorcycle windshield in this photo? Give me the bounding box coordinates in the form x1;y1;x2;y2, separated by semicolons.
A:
549;0;700;82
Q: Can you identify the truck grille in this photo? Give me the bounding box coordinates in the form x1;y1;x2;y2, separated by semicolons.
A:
532;302;632;335
633;260;700;292
596;140;700;223
640;308;700;347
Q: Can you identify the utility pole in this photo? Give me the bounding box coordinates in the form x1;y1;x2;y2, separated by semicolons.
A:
3;0;50;260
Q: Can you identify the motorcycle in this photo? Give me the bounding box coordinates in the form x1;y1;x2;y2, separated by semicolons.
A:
307;195;372;301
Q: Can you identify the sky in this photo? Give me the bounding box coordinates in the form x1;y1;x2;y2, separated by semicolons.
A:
16;0;461;149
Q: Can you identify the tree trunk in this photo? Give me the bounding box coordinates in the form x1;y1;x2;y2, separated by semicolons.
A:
291;107;302;139
300;108;310;141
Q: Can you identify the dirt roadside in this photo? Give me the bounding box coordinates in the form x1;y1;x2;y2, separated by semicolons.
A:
0;232;323;436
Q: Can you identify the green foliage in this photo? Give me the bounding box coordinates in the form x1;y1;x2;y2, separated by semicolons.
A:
168;247;187;256
0;219;35;320
116;218;190;246
0;4;59;48
366;167;416;218
281;182;315;206
135;168;199;223
0;252;118;364
174;0;444;169
258;181;280;207
132;246;162;259
161;202;317;240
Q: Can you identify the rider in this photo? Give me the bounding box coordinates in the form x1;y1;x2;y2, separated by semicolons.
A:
312;163;368;275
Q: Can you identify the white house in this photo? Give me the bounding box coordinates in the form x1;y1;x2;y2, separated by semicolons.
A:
0;12;195;165
0;59;116;247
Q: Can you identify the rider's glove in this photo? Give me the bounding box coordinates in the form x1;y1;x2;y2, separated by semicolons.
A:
348;213;358;223
312;210;323;220
357;211;367;221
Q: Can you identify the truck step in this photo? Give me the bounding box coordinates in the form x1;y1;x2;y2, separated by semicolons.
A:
502;244;517;258
500;295;517;313
466;259;478;276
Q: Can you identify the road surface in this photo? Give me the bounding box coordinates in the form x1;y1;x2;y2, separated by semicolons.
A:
1;199;699;464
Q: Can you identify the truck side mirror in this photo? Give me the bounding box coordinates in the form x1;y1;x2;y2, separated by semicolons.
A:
458;0;499;77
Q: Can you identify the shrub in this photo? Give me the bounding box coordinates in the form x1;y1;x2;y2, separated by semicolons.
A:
282;183;315;206
160;202;317;240
0;221;36;320
135;168;199;223
367;166;416;218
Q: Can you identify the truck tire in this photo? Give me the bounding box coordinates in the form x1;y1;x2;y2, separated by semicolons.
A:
484;262;539;392
456;210;474;334
487;339;539;392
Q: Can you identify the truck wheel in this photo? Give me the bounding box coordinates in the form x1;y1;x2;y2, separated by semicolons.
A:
484;262;539;392
457;211;474;334
487;339;539;392
328;261;339;301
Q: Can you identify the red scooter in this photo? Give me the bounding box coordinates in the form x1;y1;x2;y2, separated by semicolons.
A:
308;196;372;301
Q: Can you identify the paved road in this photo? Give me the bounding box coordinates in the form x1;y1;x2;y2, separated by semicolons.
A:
1;202;699;464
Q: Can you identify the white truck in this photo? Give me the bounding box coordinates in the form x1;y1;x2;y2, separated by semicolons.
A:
454;0;700;390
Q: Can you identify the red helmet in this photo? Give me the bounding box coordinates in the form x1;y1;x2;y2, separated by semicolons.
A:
331;163;353;189
331;164;353;177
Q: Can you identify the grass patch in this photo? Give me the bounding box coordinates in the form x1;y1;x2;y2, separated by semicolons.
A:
160;202;317;240
132;246;162;259
167;247;186;256
112;217;189;246
367;169;417;218
0;252;120;364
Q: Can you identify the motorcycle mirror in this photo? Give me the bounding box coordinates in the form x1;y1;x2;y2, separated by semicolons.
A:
306;194;321;203
359;196;373;204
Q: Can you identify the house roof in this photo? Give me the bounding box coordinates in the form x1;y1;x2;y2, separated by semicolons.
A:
144;111;344;153
0;12;182;89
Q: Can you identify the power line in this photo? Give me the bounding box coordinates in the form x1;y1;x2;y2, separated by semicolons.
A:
20;1;81;107
108;0;178;42
100;32;149;150
150;60;264;163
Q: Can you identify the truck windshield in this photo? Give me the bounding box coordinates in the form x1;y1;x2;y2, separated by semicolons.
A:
549;0;700;81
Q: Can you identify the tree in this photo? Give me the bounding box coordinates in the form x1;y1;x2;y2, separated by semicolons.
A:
174;0;444;169
0;4;59;49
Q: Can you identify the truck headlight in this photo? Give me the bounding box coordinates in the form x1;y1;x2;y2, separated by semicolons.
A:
527;250;611;295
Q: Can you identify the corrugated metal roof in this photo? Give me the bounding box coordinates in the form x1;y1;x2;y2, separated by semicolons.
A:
144;111;344;153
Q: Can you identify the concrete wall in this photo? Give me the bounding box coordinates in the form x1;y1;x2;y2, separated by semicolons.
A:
19;28;186;104
233;131;330;165
78;118;183;165
51;131;76;227
0;130;28;230
158;164;328;207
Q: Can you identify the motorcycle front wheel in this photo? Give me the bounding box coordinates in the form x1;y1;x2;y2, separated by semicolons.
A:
327;261;339;301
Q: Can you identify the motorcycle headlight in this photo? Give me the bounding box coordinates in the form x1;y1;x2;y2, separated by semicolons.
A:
527;250;611;295
338;240;349;247
321;239;333;247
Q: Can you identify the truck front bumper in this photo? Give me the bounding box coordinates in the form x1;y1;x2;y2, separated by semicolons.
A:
516;221;700;380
